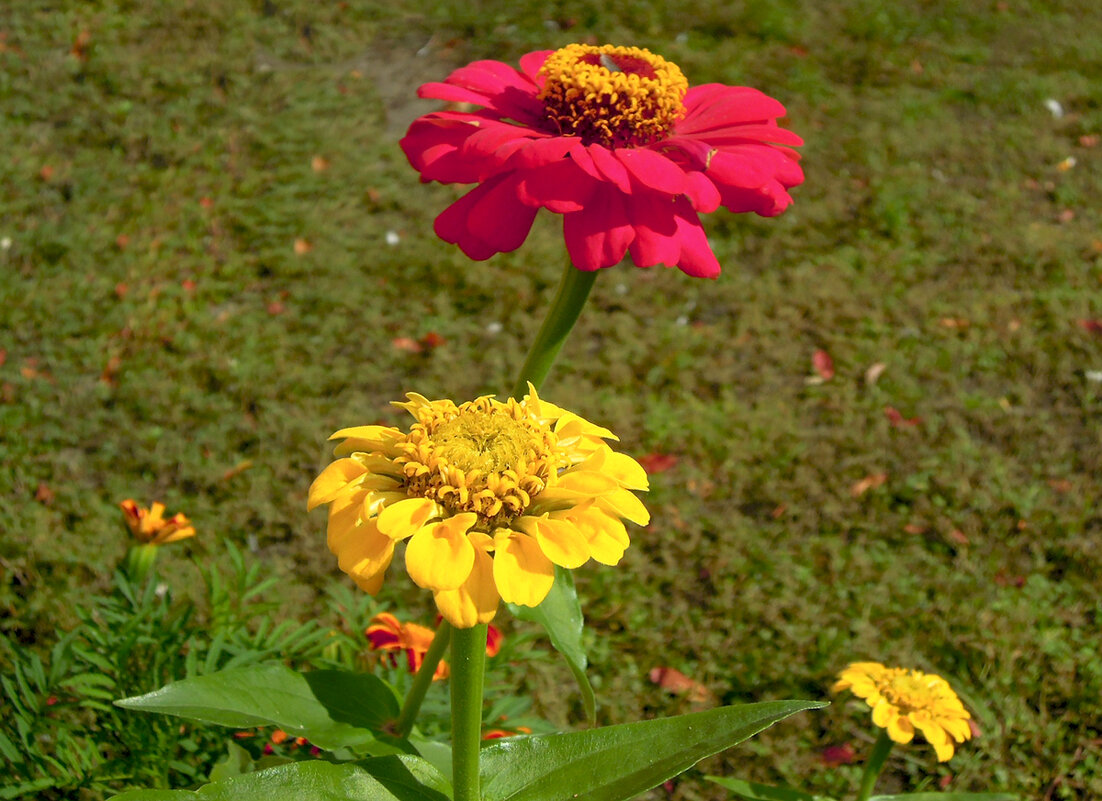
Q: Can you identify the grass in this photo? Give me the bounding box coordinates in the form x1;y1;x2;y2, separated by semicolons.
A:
1;0;1100;798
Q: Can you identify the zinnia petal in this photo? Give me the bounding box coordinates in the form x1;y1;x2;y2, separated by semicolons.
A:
377;497;440;540
515;515;590;569
308;458;366;510
492;530;555;606
405;514;478;591
434;537;499;627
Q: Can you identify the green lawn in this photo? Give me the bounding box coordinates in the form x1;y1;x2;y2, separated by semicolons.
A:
1;1;1100;798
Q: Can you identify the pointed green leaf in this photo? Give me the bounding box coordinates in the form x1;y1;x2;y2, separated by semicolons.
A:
115;663;399;751
109;756;450;801
480;700;825;801
507;567;595;719
705;776;835;801
870;794;1019;801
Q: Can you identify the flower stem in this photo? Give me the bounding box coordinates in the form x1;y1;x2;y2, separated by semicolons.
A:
450;624;487;801
509;261;597;398
123;544;159;584
856;730;894;801
394;619;452;738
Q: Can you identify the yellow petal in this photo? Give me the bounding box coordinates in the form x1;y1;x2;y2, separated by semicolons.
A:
886;711;915;744
562;507;629;565
596;489;650;526
492;530;554;607
434;545;499;628
308;458;366;510
600;450;649;490
335;518;394;578
941;716;973;742
931;737;955;762
405;514;478;591
330;426;403;457
351;567;387;595
326;487;366;553
377;497;440;539
515;515;589;569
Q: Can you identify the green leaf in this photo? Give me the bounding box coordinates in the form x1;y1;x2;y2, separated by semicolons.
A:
209;742;255;782
480;699;825;801
869;794;1019;801
705;776;834;801
115;663;399;751
507;567;595;719
109;756;451;801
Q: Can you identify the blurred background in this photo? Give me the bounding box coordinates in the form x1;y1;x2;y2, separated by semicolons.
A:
1;1;1099;798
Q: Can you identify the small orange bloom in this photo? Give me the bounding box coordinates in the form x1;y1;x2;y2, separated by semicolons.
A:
119;499;196;545
365;613;503;680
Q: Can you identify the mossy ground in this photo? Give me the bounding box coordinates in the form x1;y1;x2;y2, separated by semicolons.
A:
2;1;1100;798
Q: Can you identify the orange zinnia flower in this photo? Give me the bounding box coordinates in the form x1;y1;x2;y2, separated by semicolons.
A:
366;613;503;680
119;499;196;545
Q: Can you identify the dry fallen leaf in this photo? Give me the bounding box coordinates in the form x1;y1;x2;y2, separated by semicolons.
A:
35;483;55;504
821;743;856;767
812;349;834;380
311;155;330;172
293;238;312;255
885;406;922;428
865;362;887;385
392;337;423;353
850;472;888;497
649;666;712;703
639;453;679;474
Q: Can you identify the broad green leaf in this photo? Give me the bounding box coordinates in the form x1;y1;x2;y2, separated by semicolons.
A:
705;776;835;801
507;567;595;719
116;663;399;751
480;700;825;801
870;794;1019;801
110;755;451;801
209;742;254;782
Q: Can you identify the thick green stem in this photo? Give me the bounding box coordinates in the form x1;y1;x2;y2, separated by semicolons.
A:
509;262;597;399
123;544;159;584
856;730;894;801
393;620;452;738
450;624;487;801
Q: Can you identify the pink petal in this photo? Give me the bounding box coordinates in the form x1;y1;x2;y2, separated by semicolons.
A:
680;85;788;132
617;148;686;195
505;136;582;171
422;60;545;123
684;171;721;213
401;116;485;183
677;123;804;147
707;149;776;191
519;50;554;83
460;123;541;178
656;136;714;170
626;193;680;268
563;188;634;270
517;160;597;212
433;183;499;261
671;198;721;278
587;145;632;194
467;173;538;253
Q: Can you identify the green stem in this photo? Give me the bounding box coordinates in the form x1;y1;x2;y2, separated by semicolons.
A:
123;544;159;584
450;624;487;801
394;620;452;738
509;261;597;399
856;730;894;801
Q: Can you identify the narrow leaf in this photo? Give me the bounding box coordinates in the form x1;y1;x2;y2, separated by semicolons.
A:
705;776;834;801
109;757;450;801
507;567;595;719
116;663;399;751
870;794;1019;801
480;700;825;801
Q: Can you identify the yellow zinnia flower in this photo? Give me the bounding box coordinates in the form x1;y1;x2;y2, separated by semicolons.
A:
833;662;973;762
308;386;649;628
119;499;196;545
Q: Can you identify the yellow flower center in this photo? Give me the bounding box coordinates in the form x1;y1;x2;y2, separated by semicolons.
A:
538;44;688;148
396;397;566;530
879;670;942;714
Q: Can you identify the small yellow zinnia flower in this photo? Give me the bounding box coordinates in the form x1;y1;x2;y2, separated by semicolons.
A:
308;386;649;628
119;499;196;545
834;662;973;761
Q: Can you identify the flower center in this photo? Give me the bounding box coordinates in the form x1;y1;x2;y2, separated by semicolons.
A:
397;398;565;530
880;671;936;713
538;44;688;148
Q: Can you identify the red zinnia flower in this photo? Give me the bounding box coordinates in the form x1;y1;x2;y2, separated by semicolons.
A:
400;43;803;279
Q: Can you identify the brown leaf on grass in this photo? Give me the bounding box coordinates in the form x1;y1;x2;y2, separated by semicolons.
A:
35;483;54;504
812;349;834;380
0;348;6;367
939;317;970;329
885;406;922;427
864;362;887;385
968;719;982;738
1080;134;1100;148
293;238;313;255
310;155;329;172
71;29;92;61
1;382;15;403
420;331;445;350
939;775;953;789
948;529;970;546
648;667;712;703
115;234;130;250
114;282;129;298
821;743;856;766
181;279;197;292
38;164;55;182
100;355;122;385
1077;319;1102;333
639;452;679;474
1048;478;1073;493
850;472;888;497
266;301;286;315
198;196;214;209
222;460;254;481
771;503;787;519
392;337;423;353
903;522;927;534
